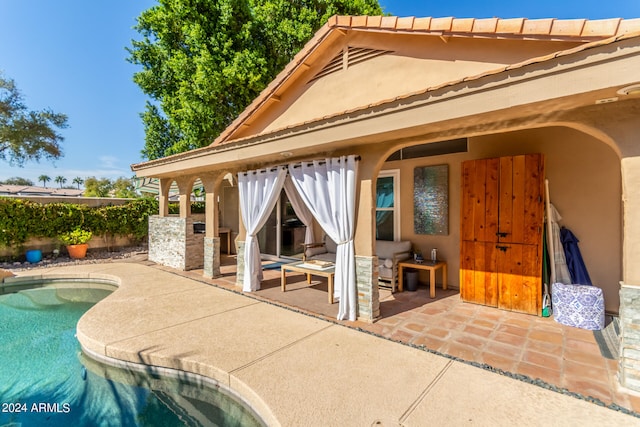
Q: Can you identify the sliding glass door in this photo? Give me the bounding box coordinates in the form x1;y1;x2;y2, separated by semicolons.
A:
257;190;305;259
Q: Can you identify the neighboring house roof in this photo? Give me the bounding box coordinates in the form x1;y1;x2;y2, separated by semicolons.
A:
131;15;640;172
0;185;84;197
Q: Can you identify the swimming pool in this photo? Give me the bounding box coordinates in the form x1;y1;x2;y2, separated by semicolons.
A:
0;283;264;426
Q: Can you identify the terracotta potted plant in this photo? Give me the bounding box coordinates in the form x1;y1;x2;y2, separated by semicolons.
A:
59;228;92;259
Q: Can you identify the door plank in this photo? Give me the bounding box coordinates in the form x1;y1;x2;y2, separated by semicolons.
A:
498;244;524;311
474;242;487;305
485;243;499;307
485;158;500;242
523;154;545;245
519;244;541;315
511;155;526;243
473;159;488;242
461;161;475;242
460;240;475;302
499;156;513;240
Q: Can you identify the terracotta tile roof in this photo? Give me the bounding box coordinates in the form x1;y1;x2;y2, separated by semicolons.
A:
131;16;640;171
326;15;639;39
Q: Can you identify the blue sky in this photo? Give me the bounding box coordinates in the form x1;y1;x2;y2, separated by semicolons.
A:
1;0;639;186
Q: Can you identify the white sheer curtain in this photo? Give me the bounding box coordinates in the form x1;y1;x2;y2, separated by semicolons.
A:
283;176;315;245
289;155;358;321
238;167;287;292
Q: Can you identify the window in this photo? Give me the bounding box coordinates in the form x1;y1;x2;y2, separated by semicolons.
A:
376;170;400;241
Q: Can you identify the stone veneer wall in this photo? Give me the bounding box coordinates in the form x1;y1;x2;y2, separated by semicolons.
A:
203;236;221;278
236;241;245;287
356;255;379;322
619;285;640;391
148;215;204;271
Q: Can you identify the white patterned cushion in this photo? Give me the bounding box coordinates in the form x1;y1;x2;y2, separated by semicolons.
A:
551;282;604;330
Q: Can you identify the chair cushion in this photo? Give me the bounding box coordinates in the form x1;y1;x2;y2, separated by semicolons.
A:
376;240;412;260
325;237;338;254
551;282;605;330
379;266;393;279
306;245;327;257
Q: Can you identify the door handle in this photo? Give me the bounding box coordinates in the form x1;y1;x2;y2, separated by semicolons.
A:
496;245;509;252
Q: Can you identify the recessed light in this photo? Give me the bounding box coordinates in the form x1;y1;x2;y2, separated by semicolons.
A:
280;151;293;158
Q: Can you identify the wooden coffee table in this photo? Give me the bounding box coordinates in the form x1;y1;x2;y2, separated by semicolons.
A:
398;260;447;298
281;261;336;304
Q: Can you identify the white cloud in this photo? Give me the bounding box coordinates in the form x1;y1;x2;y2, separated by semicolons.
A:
99;155;120;169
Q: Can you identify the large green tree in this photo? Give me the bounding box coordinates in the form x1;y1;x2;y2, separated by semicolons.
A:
0;74;68;165
129;0;382;160
83;177;114;197
54;175;67;188
38;174;51;187
1;176;33;186
72;176;84;189
113;177;138;198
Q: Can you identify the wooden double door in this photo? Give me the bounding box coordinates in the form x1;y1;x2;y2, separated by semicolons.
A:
460;154;545;315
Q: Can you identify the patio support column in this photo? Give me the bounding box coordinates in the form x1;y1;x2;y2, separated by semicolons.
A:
619;154;640;392
354;154;381;322
158;178;172;217
176;177;193;218
201;174;222;278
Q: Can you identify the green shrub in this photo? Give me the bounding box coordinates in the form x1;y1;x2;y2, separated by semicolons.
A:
0;197;159;249
58;228;92;245
167;201;205;214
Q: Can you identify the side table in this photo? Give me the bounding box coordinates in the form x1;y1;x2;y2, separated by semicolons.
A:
398;260;447;298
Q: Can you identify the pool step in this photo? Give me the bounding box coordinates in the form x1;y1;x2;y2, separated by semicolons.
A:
0;289;65;310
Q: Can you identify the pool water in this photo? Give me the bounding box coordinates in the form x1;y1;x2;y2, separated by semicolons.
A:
0;285;264;427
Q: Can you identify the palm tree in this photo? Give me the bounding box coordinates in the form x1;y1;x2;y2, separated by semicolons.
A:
72;177;84;190
38;174;51;187
54;176;67;188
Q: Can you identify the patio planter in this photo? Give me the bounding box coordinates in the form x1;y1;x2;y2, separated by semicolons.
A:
66;244;88;259
25;249;42;263
59;228;92;259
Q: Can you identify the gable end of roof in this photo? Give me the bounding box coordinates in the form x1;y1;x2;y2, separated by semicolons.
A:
209;15;640;147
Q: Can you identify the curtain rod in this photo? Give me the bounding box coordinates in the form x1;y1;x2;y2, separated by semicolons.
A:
291;155;361;169
240;165;287;176
240;156;360;174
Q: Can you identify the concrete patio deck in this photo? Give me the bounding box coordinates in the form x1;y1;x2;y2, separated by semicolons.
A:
8;261;640;426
